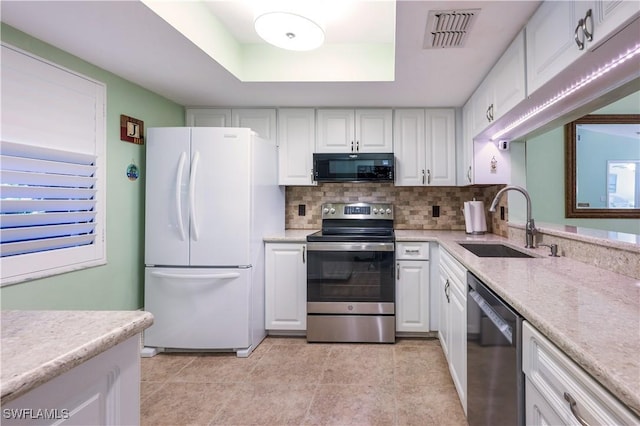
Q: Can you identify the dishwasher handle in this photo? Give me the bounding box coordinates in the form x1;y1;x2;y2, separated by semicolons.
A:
469;288;513;344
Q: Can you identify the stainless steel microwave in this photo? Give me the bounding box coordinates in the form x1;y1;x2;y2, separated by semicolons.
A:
313;153;395;183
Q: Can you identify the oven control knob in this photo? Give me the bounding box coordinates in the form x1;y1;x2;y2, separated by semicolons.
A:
330;208;336;214
386;208;392;215
323;207;329;214
373;208;379;214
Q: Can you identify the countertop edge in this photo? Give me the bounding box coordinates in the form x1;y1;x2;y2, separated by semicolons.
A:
1;311;154;405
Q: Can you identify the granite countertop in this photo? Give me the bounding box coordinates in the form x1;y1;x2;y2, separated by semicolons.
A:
1;310;154;404
395;230;640;416
264;229;318;243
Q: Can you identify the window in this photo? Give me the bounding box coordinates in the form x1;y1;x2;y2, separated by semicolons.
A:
1;44;106;285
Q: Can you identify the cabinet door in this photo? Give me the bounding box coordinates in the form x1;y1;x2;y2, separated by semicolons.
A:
393;109;426;186
525;379;566;426
232;108;277;145
594;1;640;47
425;109;456;186
449;282;467;414
396;260;430;332
185;108;230;127
438;266;451;360
316;109;355;153
265;243;307;330
277;108;316;186
461;101;474;185
471;80;493;138
492;30;526;121
526;1;593;94
356;109;393;152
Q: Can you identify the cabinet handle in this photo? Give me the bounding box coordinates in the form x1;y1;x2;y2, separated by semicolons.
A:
467;166;472;183
489;104;494;121
445;279;450;303
574;18;585;50
427;169;431;185
397;263;400;280
582;9;593;42
302;246;306;263
351;141;354;152
405;249;420;254
486;105;492;122
422;169;426;185
563;392;591;426
356;141;360;152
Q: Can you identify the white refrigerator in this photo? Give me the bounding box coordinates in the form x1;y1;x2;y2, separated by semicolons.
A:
143;127;284;357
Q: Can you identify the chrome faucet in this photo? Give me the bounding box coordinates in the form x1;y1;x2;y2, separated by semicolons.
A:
489;185;537;248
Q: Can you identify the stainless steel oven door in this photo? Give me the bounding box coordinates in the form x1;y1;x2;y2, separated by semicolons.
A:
306;242;395;314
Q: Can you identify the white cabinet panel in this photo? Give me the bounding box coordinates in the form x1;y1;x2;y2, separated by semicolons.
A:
316;109;392;153
3;336;140;426
526;1;593;94
523;321;639;425
396;259;430;333
185;108;277;144
394;109;456;186
425;109;456;186
232;108;277;145
265;243;307;331
186;108;230;127
277;108;316;186
438;247;467;413
355;109;393;152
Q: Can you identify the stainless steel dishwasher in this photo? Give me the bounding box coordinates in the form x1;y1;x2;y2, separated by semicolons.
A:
467;271;524;426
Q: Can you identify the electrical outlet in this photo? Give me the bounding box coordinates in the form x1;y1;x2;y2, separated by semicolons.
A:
298;204;306;216
432;205;440;217
500;206;505;220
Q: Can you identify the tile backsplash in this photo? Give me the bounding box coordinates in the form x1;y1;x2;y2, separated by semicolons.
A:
286;183;508;236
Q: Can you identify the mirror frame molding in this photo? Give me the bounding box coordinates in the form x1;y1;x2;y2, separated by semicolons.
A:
565;114;640;219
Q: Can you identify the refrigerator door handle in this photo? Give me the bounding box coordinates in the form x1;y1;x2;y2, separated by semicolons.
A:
189;150;201;241
150;271;241;280
175;152;187;241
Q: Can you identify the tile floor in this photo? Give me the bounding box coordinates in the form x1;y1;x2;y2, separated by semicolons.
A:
140;336;468;426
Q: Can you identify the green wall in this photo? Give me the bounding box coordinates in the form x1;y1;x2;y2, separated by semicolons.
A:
523;92;640;235
1;24;185;310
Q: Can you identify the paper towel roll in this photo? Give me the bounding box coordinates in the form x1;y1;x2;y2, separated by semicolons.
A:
464;201;487;234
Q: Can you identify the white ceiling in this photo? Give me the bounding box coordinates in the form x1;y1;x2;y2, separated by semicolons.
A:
0;0;541;108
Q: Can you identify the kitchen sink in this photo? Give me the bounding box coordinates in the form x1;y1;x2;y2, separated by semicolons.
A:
458;243;535;258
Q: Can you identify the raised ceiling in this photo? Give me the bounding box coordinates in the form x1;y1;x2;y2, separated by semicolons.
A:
0;0;541;108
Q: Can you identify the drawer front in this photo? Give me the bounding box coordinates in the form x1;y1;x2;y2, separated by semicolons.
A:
396;242;430;260
440;248;466;292
523;322;639;425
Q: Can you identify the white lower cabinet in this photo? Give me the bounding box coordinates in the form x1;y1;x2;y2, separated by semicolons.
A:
2;336;141;426
523;321;639;425
265;243;307;331
438;247;467;413
395;242;430;333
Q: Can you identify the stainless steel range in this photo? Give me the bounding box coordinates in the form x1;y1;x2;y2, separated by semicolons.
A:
306;202;395;343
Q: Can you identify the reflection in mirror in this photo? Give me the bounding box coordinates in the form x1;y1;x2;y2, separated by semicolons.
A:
565;114;640;218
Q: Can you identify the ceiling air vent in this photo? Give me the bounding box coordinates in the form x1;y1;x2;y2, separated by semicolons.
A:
423;9;480;49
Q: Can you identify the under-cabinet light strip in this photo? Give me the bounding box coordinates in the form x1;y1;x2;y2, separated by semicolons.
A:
491;43;640;141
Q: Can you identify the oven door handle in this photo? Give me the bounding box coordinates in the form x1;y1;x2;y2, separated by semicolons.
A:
306;242;395;252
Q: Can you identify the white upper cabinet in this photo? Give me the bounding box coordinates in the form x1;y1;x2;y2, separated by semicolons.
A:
470;31;526;139
526;0;639;95
186;108;230;127
394;109;456;186
185;108;277;145
232;108;277;145
277;108;316;186
316;109;392;153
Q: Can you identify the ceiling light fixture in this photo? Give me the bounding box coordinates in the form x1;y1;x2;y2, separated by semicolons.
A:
491;43;640;141
254;11;325;51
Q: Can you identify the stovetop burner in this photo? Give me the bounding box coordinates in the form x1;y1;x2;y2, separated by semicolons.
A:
307;202;394;243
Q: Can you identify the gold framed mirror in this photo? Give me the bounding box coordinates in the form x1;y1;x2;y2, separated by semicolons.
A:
565;114;640;218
